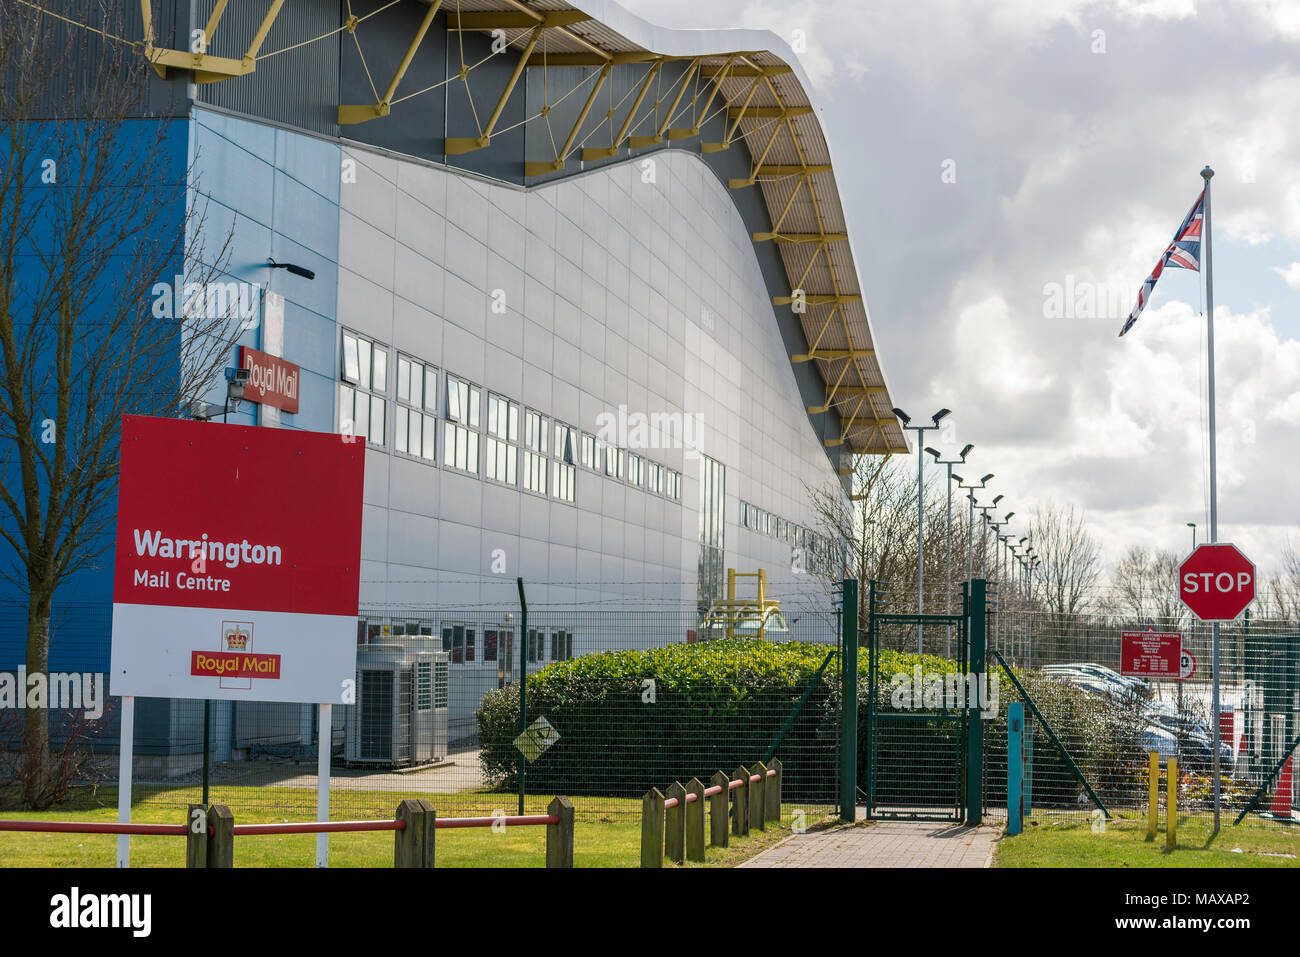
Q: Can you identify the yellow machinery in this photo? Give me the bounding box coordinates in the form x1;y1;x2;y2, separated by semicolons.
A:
698;569;790;640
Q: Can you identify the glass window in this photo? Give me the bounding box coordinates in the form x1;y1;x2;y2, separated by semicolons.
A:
581;433;596;470
339;331;387;448
524;409;547;494
394;355;436;461
444;376;481;474
553;421;577;503
342;334;360;383
486;393;519;485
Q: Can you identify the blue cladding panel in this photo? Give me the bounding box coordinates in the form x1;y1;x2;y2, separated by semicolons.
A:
0;119;189;675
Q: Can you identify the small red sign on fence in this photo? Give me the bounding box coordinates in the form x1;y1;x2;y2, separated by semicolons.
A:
1120;630;1183;678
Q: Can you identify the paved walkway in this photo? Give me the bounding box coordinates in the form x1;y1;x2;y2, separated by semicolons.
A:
740;820;999;868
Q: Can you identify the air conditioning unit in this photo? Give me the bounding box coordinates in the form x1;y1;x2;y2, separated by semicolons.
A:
344;642;448;766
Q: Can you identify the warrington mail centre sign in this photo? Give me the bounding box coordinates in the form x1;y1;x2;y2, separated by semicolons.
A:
109;415;365;703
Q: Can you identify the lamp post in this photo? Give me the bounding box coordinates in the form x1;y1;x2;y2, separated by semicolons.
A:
988;512;1012;652
977;496;1002;579
927;444;973;657
1187;522;1197;549
952;473;995;585
894;407;952;653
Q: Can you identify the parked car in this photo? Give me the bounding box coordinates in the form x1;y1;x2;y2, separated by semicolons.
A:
1056;662;1153;699
1140;723;1179;762
1145;711;1235;772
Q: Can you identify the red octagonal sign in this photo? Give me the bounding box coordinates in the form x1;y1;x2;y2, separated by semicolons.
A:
1179;543;1256;622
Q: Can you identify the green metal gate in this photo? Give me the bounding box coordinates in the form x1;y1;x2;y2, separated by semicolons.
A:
864;580;987;822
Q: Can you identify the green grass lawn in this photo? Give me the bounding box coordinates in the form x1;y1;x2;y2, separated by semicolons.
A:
995;812;1300;867
0;785;807;868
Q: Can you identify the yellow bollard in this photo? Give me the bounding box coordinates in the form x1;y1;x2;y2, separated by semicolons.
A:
1165;757;1177;851
1146;751;1158;841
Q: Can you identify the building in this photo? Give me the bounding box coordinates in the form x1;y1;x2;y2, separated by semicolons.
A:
1;0;905;766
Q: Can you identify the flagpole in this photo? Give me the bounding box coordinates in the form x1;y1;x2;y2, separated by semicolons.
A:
1202;164;1221;833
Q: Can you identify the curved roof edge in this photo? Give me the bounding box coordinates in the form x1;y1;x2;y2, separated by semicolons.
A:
554;0;908;459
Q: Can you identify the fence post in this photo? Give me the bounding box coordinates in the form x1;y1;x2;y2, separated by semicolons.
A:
1166;757;1178;851
417;798;436;868
732;766;749;836
207;804;233;868
686;778;706;863
185;804;207;869
966;579;986;826
840;578;859;823
1007;703;1023;836
665;781;687;864
749;761;767;831
710;771;729;847
640;788;665;868
395;798;426;868
766;759;782;823
546;796;574;868
1146;752;1158;842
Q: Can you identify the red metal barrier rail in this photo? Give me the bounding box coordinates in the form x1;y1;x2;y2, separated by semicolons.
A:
0;821;187;836
0;813;564;837
662;767;776;810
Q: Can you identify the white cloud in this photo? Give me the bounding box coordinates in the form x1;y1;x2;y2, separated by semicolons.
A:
1276;262;1300;291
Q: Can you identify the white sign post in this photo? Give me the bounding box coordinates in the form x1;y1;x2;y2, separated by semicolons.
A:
109;416;365;866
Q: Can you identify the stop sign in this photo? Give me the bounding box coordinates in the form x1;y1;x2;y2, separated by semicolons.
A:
1179;543;1256;621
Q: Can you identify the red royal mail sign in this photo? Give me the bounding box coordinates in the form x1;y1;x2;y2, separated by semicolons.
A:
238;345;300;414
1178;543;1256;622
109;415;364;703
1120;630;1182;678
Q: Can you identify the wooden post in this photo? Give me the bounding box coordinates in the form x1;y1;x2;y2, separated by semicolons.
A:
206;804;233;868
766;759;782;823
546;796;574;868
1146;752;1158;842
186;804;207;869
686;778;706;863
640;788;665;868
749;761;766;831
417;798;436;868
732;766;749;836
665;781;687;864
1166;757;1178;851
710;771;730;847
394;798;426;868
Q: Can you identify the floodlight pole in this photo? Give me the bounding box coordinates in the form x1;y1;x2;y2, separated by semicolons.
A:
1203;165;1222;833
899;423;930;653
932;449;970;658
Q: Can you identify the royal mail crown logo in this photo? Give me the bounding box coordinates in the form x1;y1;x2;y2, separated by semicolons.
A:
223;624;251;651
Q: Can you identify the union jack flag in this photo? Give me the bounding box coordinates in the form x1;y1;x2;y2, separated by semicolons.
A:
1118;188;1205;337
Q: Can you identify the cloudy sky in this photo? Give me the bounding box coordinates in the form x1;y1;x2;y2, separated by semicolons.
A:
623;0;1300;574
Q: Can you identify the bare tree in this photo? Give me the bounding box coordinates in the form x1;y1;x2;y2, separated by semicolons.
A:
1;4;236;807
1029;502;1101;638
1106;545;1189;627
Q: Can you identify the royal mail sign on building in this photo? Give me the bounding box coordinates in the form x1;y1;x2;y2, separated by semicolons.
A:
109;415;364;703
238;345;300;414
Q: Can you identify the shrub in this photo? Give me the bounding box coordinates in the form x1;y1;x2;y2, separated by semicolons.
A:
477;639;957;803
477;640;1134;810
